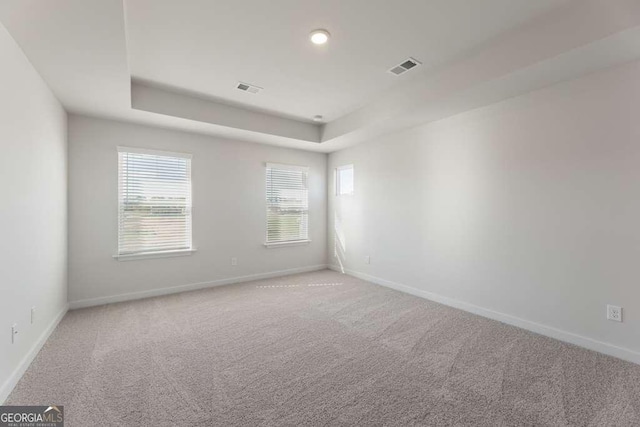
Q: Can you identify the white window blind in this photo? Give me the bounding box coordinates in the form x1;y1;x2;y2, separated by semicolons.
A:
266;163;309;244
118;147;192;256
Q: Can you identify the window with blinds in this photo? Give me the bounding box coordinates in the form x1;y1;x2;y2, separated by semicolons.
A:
266;163;309;245
117;147;192;256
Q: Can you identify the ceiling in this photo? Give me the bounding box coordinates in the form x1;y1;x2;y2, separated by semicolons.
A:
2;0;640;152
125;0;567;123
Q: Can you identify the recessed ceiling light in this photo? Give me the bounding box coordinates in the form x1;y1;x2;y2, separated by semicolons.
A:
313;115;324;122
310;29;330;45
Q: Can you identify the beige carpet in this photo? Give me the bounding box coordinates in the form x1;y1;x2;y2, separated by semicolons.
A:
7;270;640;426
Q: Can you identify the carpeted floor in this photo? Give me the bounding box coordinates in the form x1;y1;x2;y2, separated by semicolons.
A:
7;270;640;426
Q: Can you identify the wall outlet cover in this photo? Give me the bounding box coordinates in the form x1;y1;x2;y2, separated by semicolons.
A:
607;305;622;322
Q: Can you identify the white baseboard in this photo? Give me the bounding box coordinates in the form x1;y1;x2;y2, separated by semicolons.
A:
0;304;69;404
329;265;640;366
69;264;328;310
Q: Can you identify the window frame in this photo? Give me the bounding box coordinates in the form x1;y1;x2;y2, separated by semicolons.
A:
336;164;354;196
264;162;311;248
114;146;195;261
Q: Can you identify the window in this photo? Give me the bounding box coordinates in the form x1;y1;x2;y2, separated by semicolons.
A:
117;147;192;257
336;164;354;196
265;163;309;245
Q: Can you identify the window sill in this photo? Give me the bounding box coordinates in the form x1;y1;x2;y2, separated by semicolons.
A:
264;240;311;249
113;249;196;261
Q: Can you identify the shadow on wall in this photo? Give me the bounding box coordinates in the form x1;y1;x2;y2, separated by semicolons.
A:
334;211;346;273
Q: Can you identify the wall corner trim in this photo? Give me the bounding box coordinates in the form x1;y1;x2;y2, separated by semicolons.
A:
328;265;640;366
0;304;69;404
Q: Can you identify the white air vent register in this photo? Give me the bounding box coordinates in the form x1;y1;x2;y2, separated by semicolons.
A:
236;82;263;94
388;57;421;76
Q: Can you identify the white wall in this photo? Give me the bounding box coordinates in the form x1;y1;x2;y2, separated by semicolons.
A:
0;24;68;401
68;116;327;306
328;59;640;363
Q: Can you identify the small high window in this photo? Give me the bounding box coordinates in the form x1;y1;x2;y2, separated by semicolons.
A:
336;164;354;196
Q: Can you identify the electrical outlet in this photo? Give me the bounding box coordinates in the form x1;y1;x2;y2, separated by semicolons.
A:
607;305;622;322
365;256;370;264
231;257;238;266
31;306;36;324
11;324;18;344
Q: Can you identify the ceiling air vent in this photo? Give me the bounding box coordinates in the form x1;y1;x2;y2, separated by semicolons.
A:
236;82;262;94
388;57;421;76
